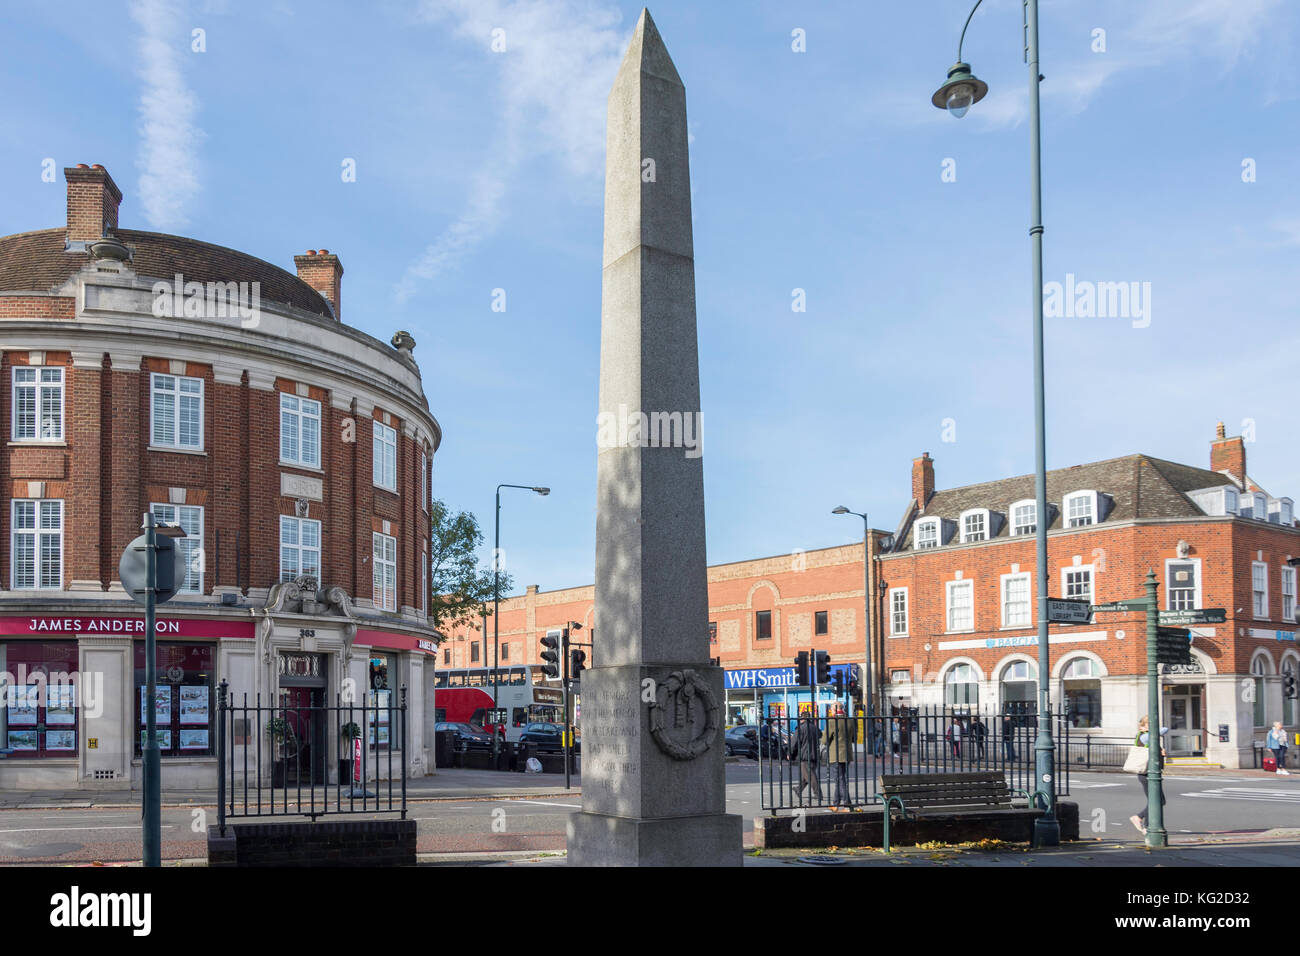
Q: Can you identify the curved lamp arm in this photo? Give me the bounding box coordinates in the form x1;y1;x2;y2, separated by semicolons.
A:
957;0;985;61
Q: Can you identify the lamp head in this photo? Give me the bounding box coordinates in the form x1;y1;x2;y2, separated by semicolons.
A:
931;61;987;118
832;506;850;515
533;487;550;496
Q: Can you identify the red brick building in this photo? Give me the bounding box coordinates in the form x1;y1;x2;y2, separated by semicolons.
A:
877;427;1299;767
442;542;884;728
0;165;442;789
445;427;1298;768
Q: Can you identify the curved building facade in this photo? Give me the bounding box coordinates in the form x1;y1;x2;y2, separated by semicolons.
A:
0;164;442;789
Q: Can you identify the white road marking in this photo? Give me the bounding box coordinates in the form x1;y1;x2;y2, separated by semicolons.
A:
1184;788;1300;804
506;800;581;809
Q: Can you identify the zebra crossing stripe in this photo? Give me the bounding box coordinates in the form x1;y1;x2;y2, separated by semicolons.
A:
1184;788;1300;803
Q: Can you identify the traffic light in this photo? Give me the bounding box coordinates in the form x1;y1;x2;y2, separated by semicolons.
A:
831;671;844;696
814;650;831;685
1285;668;1298;700
541;628;564;679
570;648;587;680
793;651;809;687
848;677;861;704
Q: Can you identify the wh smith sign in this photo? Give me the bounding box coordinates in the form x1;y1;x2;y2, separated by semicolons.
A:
724;664;852;690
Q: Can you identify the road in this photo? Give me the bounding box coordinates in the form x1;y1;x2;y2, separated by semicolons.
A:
0;764;1295;864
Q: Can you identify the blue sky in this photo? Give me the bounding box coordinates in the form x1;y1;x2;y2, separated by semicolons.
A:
2;0;1297;594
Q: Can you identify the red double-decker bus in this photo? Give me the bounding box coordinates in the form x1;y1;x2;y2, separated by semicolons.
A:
433;666;565;742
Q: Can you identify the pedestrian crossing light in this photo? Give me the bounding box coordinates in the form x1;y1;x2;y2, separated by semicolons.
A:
1285;668;1297;700
814;650;831;685
541;629;564;680
570;648;587;680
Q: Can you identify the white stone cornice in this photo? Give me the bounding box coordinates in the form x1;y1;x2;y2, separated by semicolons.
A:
108;352;142;371
212;362;244;386
246;367;277;391
70;350;105;369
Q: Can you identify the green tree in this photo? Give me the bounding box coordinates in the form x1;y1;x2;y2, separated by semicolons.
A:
428;498;511;632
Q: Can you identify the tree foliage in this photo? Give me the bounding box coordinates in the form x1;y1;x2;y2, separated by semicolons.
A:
427;498;511;633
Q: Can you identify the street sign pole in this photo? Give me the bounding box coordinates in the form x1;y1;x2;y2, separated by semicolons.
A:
142;512;161;868
1144;569;1167;848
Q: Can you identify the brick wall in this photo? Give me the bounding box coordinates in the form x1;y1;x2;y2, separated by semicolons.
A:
0;349;431;612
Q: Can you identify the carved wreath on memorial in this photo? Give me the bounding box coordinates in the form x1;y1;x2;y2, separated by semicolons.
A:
648;669;720;761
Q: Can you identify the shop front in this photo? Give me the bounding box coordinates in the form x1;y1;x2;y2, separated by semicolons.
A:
724;663;858;727
0;609;440;791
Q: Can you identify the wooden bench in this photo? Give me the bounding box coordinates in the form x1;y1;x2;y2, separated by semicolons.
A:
880;771;1045;850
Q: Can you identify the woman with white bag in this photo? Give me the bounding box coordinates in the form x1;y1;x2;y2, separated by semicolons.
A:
1124;715;1166;836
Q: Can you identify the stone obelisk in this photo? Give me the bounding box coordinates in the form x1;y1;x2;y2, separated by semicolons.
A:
567;8;742;867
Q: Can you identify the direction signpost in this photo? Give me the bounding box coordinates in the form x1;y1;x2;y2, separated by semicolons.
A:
1157;608;1226;627
1045;597;1092;624
1156;626;1193;666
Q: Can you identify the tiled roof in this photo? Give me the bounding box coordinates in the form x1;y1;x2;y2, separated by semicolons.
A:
0;228;334;318
892;454;1233;552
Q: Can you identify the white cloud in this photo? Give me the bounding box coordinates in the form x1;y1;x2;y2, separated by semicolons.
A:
130;0;205;230
396;0;626;298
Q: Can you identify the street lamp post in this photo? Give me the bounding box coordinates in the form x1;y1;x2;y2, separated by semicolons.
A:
832;507;873;718
492;483;549;712
932;0;1059;846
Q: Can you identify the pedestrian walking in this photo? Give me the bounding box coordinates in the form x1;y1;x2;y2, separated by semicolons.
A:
825;705;856;808
1125;715;1167;836
1266;721;1290;775
1002;713;1017;761
970;715;988;762
945;715;962;761
791;714;822;805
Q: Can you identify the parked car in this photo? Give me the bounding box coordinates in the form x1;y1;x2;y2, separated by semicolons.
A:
435;721;493;751
518;722;579;753
725;725;759;759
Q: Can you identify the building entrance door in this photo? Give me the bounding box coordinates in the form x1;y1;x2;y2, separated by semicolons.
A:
1163;684;1204;756
279;686;327;785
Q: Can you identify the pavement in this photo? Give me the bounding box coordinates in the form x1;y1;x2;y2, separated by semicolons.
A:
429;833;1300;867
0;767;581;810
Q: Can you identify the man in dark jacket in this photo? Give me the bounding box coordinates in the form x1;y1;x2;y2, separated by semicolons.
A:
792;714;822;805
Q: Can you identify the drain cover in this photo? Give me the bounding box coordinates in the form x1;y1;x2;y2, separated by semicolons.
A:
799;855;848;865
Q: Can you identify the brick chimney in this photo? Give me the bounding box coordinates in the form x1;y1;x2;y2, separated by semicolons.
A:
1210;421;1246;488
912;452;935;509
65;164;123;241
294;249;344;319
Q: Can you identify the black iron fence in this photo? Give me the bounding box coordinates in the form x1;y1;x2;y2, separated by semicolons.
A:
216;679;407;828
758;706;1072;812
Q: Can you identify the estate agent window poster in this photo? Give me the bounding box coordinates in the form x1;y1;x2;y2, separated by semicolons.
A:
140;730;173;750
179;729;208;750
45;729;76;751
179;686;209;725
46;685;75;726
7;730;37;750
140;685;172;724
7;686;39;726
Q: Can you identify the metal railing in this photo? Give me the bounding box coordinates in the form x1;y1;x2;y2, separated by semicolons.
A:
757;706;1071;812
216;679;407;830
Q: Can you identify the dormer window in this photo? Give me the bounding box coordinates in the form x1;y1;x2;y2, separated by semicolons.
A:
1223;488;1238;515
1269;498;1293;525
960;509;989;543
1064;491;1097;528
1249;492;1267;521
915;518;940;550
1010;499;1037;536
